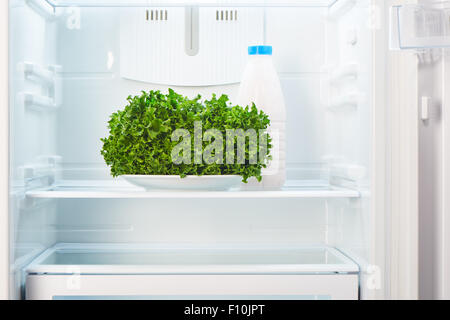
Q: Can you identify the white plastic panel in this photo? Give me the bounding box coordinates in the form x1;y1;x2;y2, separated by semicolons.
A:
390;3;450;50
120;7;263;86
26;274;358;300
48;198;330;245
282;77;326;163
266;8;326;73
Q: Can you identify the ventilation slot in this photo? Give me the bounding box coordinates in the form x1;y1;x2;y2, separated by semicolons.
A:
216;10;238;21
146;9;168;21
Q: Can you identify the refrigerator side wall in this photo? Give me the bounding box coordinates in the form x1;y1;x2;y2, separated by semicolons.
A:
0;0;10;300
8;1;59;299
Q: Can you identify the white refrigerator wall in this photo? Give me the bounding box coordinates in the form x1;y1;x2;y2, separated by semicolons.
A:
8;1;377;299
8;1;59;299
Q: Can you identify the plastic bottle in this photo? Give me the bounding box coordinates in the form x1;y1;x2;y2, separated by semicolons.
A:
237;45;286;189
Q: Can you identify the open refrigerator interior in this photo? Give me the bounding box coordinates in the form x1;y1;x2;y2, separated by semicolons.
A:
9;0;381;300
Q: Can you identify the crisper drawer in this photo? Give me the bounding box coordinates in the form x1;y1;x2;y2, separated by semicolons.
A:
24;244;359;300
26;274;359;300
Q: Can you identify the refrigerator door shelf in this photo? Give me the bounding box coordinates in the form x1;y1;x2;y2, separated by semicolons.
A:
390;3;450;50
25;243;359;275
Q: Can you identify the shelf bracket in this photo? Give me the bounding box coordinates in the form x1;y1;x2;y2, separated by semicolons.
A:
329;63;359;85
21;93;59;111
23;62;55;87
19;63;62;111
185;6;200;56
327;92;363;112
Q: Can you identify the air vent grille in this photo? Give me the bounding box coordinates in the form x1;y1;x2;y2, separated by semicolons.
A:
216;10;238;21
146;9;168;21
121;7;263;86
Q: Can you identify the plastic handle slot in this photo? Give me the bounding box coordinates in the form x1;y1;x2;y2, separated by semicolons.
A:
185;6;200;56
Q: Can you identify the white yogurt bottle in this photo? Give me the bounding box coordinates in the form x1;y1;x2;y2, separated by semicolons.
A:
238;45;286;189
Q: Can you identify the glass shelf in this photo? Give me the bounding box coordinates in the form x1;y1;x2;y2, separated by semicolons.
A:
25;243;359;274
44;0;340;8
25;179;360;199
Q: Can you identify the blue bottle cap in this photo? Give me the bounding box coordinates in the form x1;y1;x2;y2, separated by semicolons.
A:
248;45;273;55
248;46;258;55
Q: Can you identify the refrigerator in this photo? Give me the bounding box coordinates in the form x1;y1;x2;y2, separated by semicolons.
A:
1;0;449;300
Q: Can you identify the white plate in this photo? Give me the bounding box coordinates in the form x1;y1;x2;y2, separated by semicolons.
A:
121;175;242;191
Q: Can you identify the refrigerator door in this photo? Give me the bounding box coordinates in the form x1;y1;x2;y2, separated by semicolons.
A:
388;0;450;300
